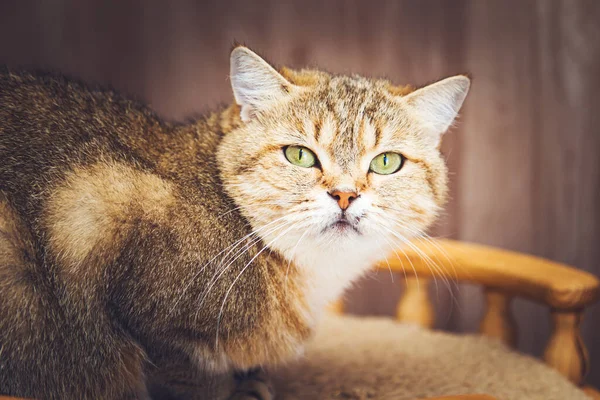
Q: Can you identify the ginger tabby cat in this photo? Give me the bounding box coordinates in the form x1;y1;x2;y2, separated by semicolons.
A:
0;46;469;399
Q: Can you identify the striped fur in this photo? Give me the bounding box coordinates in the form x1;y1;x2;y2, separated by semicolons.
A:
0;46;468;399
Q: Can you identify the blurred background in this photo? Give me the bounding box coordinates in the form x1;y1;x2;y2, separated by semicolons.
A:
1;0;599;387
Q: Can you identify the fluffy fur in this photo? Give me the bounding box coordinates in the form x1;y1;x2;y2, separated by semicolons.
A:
0;46;469;399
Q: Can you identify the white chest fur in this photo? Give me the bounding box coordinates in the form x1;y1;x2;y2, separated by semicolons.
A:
287;237;383;320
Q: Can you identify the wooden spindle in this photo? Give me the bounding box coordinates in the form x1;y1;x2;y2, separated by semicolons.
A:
396;277;434;328
327;299;344;315
479;289;517;347
543;309;588;385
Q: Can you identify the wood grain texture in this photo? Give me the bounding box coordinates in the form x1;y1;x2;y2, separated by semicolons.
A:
396;277;435;328
544;310;589;385
379;239;600;309
479;289;517;347
584;386;600;400
0;0;599;388
374;238;598;385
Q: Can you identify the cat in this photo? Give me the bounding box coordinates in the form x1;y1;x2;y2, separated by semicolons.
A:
0;46;469;399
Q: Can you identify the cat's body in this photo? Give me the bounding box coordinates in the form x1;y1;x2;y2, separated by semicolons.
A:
0;68;311;398
0;47;469;399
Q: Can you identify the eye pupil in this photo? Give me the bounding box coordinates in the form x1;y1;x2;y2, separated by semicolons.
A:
383;154;388;166
298;148;303;160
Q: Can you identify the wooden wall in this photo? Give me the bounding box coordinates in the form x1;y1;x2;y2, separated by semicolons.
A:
1;0;599;387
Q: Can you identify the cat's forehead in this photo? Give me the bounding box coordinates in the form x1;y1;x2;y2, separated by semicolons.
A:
328;75;375;93
284;78;402;169
299;77;403;149
281;69;409;125
302;75;402;123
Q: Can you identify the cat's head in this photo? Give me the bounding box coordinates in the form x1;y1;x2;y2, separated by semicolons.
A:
218;46;469;269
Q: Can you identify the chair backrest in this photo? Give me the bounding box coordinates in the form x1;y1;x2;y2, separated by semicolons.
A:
330;239;600;389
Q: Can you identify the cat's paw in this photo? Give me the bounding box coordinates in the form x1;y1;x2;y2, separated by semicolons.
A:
228;368;274;400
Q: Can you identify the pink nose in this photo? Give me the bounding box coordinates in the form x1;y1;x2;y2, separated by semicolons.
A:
328;190;358;210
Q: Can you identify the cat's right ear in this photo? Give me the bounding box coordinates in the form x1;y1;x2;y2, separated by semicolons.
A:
230;46;296;122
401;75;470;147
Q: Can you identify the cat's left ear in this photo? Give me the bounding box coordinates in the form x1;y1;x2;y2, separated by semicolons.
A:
230;46;296;122
402;75;470;146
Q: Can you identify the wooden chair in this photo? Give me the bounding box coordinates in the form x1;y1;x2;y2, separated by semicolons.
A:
329;239;600;400
2;239;599;400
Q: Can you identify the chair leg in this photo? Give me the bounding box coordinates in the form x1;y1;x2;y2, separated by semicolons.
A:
479;289;517;347
543;309;588;385
396;277;434;328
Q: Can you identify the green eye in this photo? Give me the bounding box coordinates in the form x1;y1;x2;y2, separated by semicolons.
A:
369;152;404;175
284;146;317;168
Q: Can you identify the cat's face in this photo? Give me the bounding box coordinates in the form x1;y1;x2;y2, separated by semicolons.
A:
218;47;469;272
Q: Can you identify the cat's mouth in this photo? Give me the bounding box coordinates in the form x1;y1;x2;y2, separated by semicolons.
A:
326;217;361;234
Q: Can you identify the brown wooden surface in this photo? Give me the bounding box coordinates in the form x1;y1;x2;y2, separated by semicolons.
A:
396;277;435;328
378;238;599;385
584;386;600;400
1;0;599;388
479;289;517;347
544;310;589;385
380;239;600;310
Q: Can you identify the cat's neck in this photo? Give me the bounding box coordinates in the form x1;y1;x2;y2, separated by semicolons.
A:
204;103;243;136
279;237;383;318
156;104;241;180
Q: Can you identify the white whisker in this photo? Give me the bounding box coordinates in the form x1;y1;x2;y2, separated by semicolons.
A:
171;214;293;317
378;221;461;312
198;219;292;310
214;222;298;348
285;229;309;295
